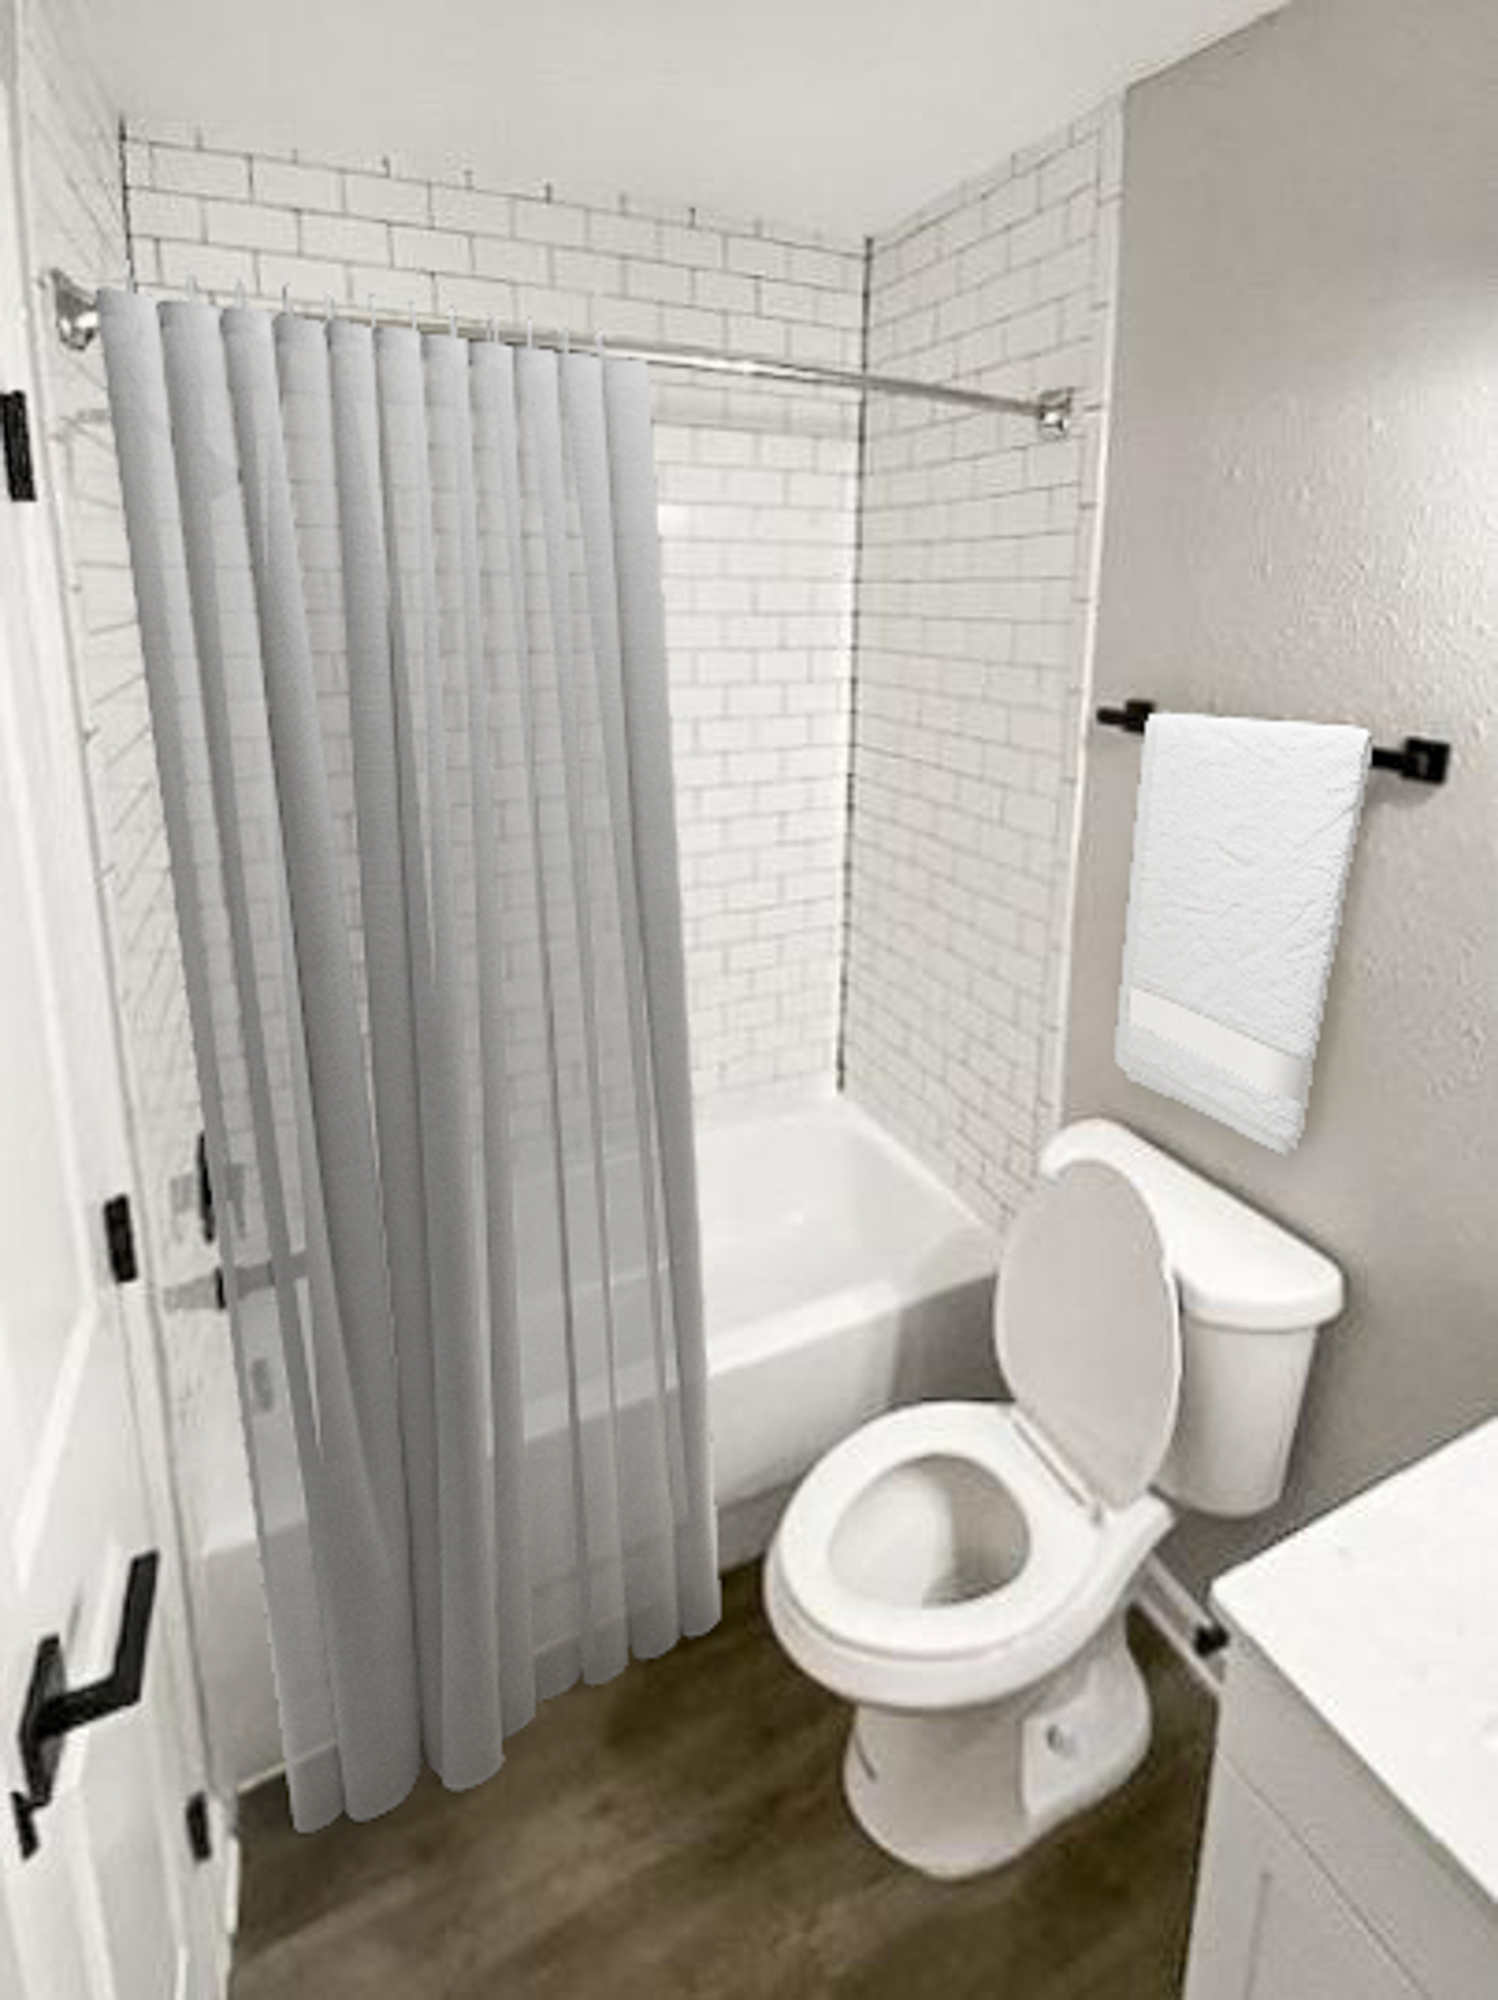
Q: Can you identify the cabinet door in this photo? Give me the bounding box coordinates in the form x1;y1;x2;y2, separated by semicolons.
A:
1184;1758;1426;2000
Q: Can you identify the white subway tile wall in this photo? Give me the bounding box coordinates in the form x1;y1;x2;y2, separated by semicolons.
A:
841;105;1122;1225
123;130;865;1111
14;2;250;1632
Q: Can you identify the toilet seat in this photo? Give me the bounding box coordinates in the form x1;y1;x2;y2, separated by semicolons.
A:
765;1159;1183;1713
767;1401;1174;1711
774;1402;1101;1660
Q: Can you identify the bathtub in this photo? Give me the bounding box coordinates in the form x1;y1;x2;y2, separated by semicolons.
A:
197;1095;999;1788
700;1097;998;1560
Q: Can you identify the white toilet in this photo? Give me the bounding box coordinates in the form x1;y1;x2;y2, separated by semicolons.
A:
764;1119;1343;1879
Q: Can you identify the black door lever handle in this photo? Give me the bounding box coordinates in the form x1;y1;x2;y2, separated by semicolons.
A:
12;1550;160;1858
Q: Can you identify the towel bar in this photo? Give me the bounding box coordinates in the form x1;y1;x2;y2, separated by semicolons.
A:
1093;700;1450;786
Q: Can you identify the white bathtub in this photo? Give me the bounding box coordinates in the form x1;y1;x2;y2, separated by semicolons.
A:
700;1097;997;1560
197;1095;999;1788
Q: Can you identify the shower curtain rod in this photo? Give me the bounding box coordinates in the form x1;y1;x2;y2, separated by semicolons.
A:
51;267;1075;437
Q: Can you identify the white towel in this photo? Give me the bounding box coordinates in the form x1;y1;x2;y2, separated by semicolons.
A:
1116;713;1370;1153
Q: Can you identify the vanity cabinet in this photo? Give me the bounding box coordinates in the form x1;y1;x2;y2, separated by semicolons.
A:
1183;1634;1497;2000
1181;1422;1498;2000
1185;1756;1421;1998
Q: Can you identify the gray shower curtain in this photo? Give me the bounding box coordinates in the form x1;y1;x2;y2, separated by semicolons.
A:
100;293;720;1832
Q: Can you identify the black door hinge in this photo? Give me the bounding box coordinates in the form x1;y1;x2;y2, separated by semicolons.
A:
195;1130;217;1243
103;1193;139;1284
185;1790;213;1863
1;391;37;502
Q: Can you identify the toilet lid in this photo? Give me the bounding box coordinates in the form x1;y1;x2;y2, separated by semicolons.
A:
996;1161;1180;1510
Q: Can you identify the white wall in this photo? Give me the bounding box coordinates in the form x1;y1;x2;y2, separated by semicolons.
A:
1065;0;1498;1596
841;106;1120;1224
124;126;864;1112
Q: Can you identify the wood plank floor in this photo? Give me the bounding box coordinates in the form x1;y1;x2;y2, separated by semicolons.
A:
232;1567;1215;2000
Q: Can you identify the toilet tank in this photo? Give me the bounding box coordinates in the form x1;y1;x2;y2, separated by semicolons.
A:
1040;1121;1345;1517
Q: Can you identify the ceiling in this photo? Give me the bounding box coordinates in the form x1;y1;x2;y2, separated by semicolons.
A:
88;0;1286;238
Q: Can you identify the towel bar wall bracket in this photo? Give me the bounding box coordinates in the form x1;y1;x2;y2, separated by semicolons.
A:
1094;700;1450;786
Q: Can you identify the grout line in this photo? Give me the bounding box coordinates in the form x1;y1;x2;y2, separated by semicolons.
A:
833;231;874;1094
1042;101;1121;1154
118;116;137;284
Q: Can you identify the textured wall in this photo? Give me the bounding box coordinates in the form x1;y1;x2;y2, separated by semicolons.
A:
1065;0;1498;1596
123;128;864;1112
841;106;1120;1225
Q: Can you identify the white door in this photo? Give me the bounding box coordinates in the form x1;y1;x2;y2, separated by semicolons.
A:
0;78;223;2000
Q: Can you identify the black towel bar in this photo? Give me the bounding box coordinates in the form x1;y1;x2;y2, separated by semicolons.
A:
1093;700;1450;786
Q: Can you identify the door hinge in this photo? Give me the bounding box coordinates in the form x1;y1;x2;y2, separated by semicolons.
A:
1;390;37;502
103;1193;139;1284
185;1790;213;1864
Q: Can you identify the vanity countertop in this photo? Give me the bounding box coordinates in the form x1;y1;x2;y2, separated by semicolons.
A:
1213;1414;1498;1908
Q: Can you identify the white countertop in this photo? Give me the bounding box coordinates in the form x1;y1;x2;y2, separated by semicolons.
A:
1213;1415;1498;1907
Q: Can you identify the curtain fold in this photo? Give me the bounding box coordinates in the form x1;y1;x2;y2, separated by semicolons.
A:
101;293;720;1831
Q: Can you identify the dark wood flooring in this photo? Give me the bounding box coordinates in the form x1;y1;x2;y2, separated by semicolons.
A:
232;1567;1215;2000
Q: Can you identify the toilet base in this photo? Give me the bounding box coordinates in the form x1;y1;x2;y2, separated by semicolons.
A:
841;1612;1150;1879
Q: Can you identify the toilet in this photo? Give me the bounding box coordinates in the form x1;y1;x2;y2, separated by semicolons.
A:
763;1119;1344;1879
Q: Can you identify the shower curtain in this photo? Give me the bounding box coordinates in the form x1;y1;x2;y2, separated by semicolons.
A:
100;293;720;1832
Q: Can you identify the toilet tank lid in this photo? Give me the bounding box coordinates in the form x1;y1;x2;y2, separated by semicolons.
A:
1040;1121;1344;1333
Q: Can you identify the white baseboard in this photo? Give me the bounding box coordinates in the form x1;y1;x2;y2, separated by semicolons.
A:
1133;1555;1226;1700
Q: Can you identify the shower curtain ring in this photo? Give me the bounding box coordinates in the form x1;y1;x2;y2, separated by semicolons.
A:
234;280;246;310
187;273;198;302
325;296;335;324
282;285;291;317
487;316;497;342
368;296;377;328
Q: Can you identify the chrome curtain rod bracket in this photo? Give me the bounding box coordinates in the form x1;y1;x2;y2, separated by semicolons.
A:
49;271;1075;435
51;269;100;352
1095;699;1451;786
1035;387;1074;440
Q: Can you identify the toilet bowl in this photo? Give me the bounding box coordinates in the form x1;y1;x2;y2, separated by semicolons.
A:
764;1120;1344;1878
